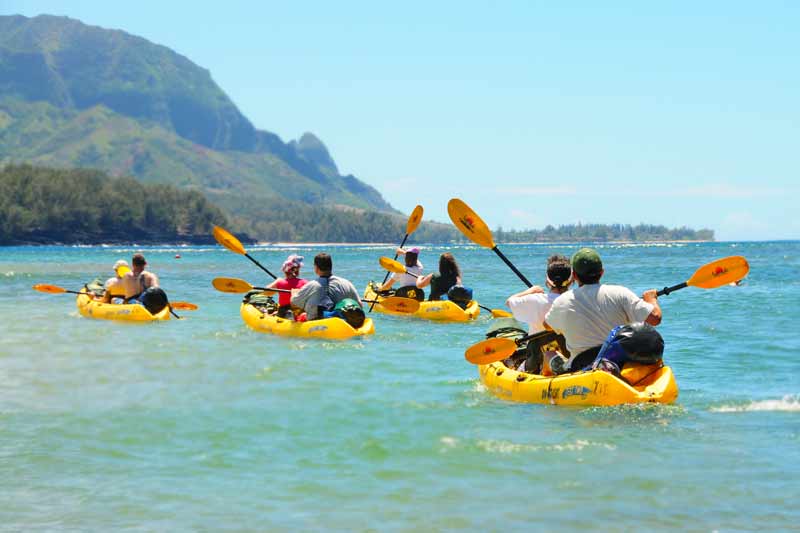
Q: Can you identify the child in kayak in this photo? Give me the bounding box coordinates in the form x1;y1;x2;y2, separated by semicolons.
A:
264;254;307;319
99;259;129;302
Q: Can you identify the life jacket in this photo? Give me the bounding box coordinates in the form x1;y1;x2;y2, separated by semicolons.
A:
318;276;335;314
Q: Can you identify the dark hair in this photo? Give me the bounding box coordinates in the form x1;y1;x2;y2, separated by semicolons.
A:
314;253;332;273
546;254;572;287
439;253;460;279
575;270;602;285
132;253;146;266
405;251;419;268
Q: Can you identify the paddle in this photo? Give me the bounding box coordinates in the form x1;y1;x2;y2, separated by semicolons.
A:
370;205;424;312
212;277;290;294
212;225;279;279
656;256;749;296
212;277;419;314
32;284;192;319
463;255;751;365
465;330;554;365
479;305;512;318
447;198;533;287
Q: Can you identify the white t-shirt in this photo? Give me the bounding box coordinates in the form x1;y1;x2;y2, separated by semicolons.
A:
391;263;423;287
544;283;654;362
506;291;561;333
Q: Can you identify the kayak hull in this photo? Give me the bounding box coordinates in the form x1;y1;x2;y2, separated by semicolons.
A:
478;361;678;406
364;285;480;322
240;303;375;339
75;289;170;322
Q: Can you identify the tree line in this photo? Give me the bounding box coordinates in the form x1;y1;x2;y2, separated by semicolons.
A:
494;223;714;243
0;164;713;245
0;164;228;244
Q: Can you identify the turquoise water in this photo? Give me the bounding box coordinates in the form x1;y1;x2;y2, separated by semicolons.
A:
1;241;798;531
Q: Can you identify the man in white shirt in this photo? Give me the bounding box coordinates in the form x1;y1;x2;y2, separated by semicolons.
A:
544;248;662;373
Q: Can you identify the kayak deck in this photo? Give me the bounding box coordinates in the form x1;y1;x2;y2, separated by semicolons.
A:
240;302;374;339
478;361;678;406
75;289;170;322
364;285;480;322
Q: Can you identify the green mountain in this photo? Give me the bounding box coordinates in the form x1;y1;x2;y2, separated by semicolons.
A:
0;14;395;227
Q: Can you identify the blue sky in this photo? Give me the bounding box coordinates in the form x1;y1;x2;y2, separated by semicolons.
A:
4;1;799;240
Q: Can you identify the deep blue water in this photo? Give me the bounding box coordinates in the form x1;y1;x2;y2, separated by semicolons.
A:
1;241;798;531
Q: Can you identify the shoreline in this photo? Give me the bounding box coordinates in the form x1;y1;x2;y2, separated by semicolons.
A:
2;239;756;247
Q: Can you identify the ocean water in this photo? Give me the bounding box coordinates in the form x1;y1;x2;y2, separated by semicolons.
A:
1;241;798;531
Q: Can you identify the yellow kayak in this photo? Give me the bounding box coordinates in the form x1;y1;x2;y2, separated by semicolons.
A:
76;289;171;322
240;302;375;339
478;361;678;406
363;285;480;322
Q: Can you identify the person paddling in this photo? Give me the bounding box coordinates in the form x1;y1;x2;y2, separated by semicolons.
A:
291;253;362;322
264;254;307;319
379;247;424;300
122;253;160;301
543;248;662;374
416;252;462;301
506;254;572;334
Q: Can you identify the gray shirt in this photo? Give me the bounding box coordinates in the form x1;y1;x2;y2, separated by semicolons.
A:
544;283;654;363
291;275;362;320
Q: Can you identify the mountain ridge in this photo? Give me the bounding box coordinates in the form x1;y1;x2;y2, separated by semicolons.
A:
0;14;396;224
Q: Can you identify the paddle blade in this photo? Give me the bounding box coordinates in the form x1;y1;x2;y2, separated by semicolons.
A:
379;296;421;314
406;205;424;235
212;277;254;293
213;226;246;255
33;284;67;294
465;337;518;365
491;309;513;318
447;198;495;249
687;256;750;289
379;256;407;274
170;302;198;311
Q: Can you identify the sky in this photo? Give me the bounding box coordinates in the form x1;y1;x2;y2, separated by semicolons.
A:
3;1;799;240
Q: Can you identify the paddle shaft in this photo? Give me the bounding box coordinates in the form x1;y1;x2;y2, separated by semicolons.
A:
492;246;533;287
249;286;291;293
244;252;278;280
370;233;409;312
657;282;688;297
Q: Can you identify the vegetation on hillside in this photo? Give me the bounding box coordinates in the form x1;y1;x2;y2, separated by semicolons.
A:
0;164;227;244
0;14;394;215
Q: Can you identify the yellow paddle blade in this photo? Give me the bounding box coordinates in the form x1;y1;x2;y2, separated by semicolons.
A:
406;205;424;235
170;302;198;311
465;337;518;365
688;256;750;289
213;225;246;255
447;198;496;249
32;283;67;294
491;309;513;318
212;277;254;293
379;296;421;314
379;256;407;274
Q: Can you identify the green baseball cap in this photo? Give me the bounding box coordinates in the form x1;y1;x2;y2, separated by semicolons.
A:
572;248;603;276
